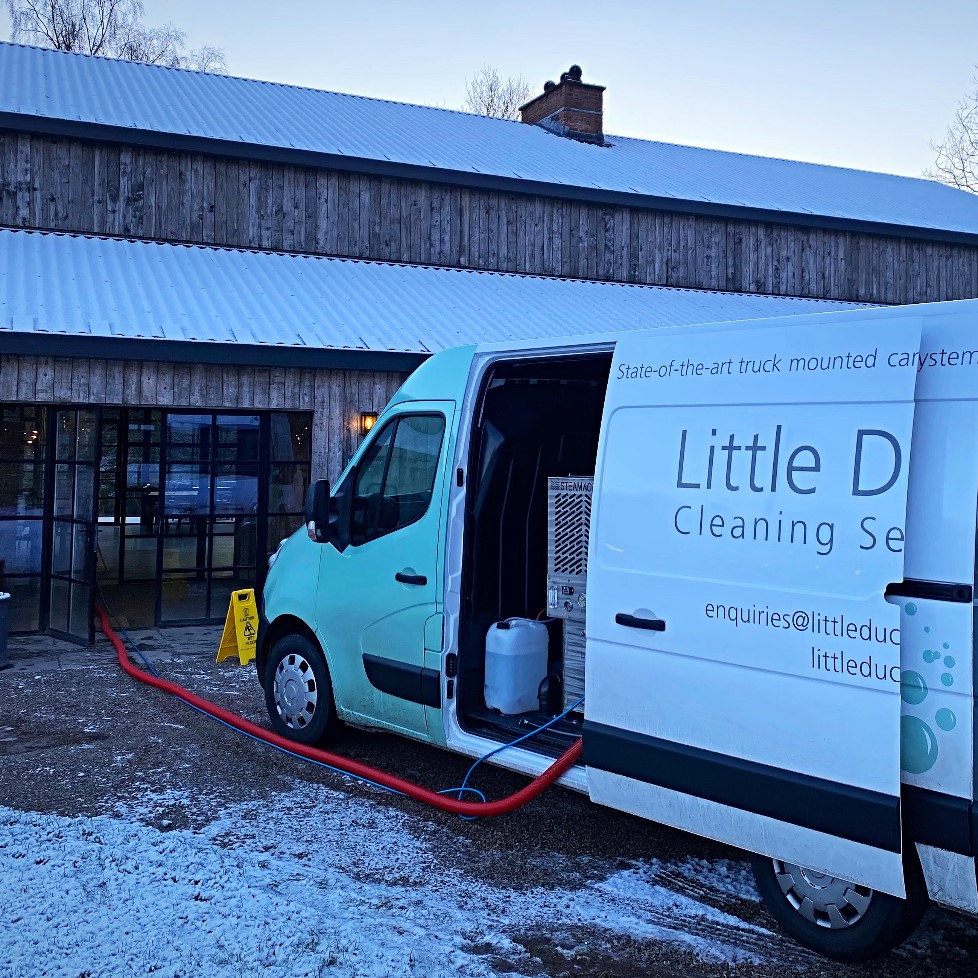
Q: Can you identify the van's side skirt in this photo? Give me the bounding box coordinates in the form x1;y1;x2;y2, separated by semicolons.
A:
583;721;902;852
363;654;441;709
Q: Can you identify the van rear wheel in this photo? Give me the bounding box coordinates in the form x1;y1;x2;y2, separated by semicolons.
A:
750;850;927;962
264;633;341;746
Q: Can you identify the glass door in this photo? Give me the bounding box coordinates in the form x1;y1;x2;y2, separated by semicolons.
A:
158;412;265;623
46;409;101;644
92;409;162;630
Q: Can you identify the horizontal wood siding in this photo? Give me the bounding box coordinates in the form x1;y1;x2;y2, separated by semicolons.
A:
2;132;977;305
0;353;407;483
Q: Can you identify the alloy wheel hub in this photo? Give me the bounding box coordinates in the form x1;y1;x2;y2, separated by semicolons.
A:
273;653;318;729
773;860;873;929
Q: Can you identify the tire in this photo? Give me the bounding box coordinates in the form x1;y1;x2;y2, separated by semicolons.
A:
254;646;268;690
263;633;341;746
750;849;927;962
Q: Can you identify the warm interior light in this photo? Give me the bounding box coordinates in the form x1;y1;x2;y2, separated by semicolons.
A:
359;411;378;436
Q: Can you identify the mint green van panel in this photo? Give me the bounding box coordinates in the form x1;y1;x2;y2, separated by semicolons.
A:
424;616;449;749
262;529;322;648
385;345;476;411
263;346;473;742
316;528;434;736
314;393;461;742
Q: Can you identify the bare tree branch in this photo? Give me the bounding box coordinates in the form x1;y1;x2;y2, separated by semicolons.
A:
183;45;227;74
4;0;227;73
463;65;531;121
114;19;185;67
927;74;978;193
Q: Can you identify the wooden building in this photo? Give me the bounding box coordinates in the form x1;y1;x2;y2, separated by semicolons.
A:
2;43;978;639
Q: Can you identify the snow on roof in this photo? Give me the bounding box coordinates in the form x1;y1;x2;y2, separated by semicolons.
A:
1;42;976;236
0;229;863;354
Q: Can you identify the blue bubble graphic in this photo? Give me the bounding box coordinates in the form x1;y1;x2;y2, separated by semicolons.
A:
924;626;931;633
901;715;939;773
901;671;928;705
936;708;957;732
923;650;937;663
943;642;950;650
941;673;954;687
944;655;955;669
906;603;917;616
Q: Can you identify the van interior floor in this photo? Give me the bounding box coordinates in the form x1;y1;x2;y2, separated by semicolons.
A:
463;706;585;758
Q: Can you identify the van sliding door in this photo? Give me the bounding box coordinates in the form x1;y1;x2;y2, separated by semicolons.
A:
585;313;922;897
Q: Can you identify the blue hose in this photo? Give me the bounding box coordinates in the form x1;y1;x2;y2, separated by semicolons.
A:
99;587;578;813
444;695;586;819
96;585;161;678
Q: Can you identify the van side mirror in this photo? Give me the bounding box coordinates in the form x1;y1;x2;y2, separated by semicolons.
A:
304;480;332;544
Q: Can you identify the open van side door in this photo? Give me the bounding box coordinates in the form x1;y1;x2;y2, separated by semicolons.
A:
897;311;978;913
585;313;922;897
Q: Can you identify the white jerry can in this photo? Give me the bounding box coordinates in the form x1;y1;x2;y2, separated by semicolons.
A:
484;618;549;715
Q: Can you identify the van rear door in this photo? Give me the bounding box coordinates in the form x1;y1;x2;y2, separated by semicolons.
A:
585;312;921;897
897;310;978;910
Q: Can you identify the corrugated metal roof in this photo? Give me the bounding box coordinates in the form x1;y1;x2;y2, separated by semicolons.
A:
0;229;863;353
1;42;975;235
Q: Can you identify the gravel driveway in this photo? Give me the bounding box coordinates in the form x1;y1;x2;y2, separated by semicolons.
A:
1;629;976;977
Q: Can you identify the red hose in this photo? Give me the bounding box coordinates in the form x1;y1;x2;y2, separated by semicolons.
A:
97;606;582;817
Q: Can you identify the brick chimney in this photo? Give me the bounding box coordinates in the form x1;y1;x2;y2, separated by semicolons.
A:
519;65;605;144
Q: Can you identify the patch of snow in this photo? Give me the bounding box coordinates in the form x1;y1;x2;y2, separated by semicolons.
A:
669;858;761;902
0;784;796;978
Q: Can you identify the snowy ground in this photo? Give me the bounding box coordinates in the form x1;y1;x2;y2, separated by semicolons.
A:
2;632;977;977
1;783;781;978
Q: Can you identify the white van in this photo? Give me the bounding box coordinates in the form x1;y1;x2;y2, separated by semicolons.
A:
257;299;978;961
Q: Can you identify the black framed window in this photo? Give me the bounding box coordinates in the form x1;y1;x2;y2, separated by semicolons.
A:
116;409;162;583
266;412;312;561
1;405;314;633
0;406;46;632
159;410;312;623
46;409;101;643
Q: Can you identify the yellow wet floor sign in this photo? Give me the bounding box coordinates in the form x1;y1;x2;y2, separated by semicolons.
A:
216;589;259;666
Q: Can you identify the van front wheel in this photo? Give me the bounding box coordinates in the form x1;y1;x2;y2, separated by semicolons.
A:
749;851;927;962
264;633;341;746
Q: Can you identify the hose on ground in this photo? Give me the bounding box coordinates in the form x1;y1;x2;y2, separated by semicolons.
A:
96;606;583;818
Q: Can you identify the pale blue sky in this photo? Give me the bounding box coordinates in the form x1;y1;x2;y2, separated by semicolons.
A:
4;0;976;177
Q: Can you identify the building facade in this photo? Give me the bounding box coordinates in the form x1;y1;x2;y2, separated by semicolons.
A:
3;44;978;640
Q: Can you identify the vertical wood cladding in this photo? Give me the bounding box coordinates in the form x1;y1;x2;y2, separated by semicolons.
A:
0;353;407;483
2;131;977;304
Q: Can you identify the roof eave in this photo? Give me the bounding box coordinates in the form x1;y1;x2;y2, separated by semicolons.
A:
0;330;428;371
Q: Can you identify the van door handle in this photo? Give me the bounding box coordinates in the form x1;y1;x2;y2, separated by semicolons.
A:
615;613;666;632
395;571;427;586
